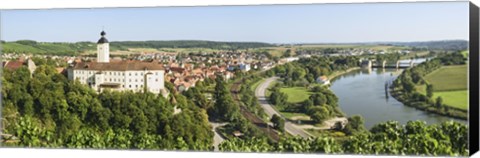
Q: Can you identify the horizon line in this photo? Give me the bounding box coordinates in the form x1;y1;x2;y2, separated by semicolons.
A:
1;38;469;45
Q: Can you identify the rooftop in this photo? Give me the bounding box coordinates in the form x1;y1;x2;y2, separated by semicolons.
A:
73;60;164;71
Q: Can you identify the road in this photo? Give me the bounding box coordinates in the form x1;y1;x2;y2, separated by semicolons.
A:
255;77;312;138
210;122;227;151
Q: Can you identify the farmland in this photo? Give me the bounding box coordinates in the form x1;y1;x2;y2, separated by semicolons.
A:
423;65;468;91
416;65;468;110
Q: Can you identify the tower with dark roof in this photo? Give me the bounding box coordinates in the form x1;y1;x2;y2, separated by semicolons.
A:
97;30;110;63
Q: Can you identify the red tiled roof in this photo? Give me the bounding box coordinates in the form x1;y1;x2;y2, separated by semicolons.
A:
3;61;24;70
73;60;164;71
169;67;185;73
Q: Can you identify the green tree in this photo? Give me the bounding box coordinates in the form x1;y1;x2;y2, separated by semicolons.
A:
211;75;239;122
436;96;443;108
343;115;365;135
426;84;434;98
270;114;285;132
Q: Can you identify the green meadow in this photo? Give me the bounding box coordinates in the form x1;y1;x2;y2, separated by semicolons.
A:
416;65;468;110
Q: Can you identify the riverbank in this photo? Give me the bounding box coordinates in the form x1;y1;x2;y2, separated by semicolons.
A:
389;83;468;120
327;67;361;81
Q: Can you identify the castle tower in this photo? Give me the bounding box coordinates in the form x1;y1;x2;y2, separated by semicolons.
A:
97;30;110;63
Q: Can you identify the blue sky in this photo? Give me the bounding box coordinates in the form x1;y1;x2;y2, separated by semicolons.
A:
0;2;469;43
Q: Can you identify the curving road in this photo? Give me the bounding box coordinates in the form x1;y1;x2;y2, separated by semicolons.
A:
255;77;312;138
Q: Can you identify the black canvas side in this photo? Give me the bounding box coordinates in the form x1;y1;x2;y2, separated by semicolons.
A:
469;1;479;156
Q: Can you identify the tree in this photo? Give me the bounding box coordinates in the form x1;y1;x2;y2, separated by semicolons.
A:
270;114;285;132
211;75;239;121
269;88;288;107
402;79;415;93
426;84;434;98
282;49;292;58
301;99;314;113
310;93;327;106
436;96;443;108
342;115;365;135
310;108;328;124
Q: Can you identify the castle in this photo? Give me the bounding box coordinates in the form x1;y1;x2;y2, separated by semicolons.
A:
68;31;165;94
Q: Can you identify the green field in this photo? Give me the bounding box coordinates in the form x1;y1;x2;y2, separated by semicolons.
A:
423;65;468;91
433;90;468;110
417;65;468;110
280;112;310;120
279;87;312;103
269;103;311;121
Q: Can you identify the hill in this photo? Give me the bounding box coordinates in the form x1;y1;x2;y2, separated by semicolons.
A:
0;40;274;55
297;40;468;51
384;40;468;51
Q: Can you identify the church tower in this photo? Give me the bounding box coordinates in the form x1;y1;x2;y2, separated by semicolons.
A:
97;30;110;63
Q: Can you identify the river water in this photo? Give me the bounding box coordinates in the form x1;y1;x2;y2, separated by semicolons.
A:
329;67;466;129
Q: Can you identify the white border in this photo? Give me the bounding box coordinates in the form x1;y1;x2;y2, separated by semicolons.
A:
0;0;468;10
0;0;478;158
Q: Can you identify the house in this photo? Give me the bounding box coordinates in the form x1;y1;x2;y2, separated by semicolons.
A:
2;58;37;76
316;76;330;85
239;63;251;72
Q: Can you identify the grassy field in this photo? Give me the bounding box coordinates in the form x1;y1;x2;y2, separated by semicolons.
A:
269;103;311;121
423;65;468;91
279;87;312;103
416;65;468;110
433;90;468;110
280;112;310;120
251;46;296;57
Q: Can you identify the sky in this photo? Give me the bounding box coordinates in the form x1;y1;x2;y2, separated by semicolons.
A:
0;1;469;44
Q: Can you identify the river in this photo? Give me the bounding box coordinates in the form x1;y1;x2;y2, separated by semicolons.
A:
329;66;466;129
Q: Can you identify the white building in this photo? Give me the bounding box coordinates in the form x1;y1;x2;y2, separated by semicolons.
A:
68;31;165;94
239;63;251;72
316;76;330;85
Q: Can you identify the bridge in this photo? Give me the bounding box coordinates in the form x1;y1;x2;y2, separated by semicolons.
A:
361;60;418;69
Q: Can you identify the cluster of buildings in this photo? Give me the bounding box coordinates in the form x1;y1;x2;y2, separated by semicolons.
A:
7;31;335;96
2;56;37;76
2;31;280;95
164;62;233;92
